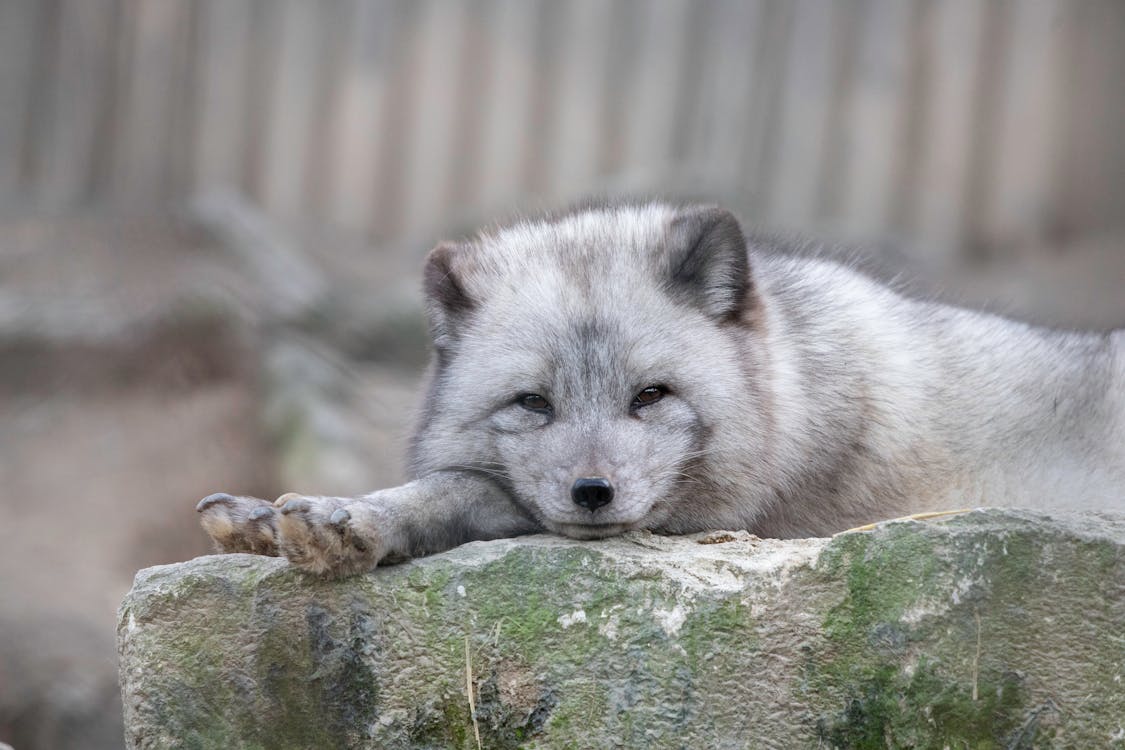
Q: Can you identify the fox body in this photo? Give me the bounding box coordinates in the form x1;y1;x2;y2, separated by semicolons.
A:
199;202;1125;576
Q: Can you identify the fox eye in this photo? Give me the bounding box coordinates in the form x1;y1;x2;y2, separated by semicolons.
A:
632;385;667;408
518;393;552;413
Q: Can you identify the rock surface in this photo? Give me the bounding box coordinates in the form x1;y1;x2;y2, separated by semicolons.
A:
118;509;1125;749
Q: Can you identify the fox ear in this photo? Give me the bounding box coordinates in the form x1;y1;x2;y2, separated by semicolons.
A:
423;241;474;348
666;206;753;321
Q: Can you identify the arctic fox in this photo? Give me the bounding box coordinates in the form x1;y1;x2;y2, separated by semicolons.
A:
198;202;1125;576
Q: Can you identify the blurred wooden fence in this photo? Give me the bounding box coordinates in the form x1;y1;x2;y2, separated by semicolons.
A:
2;0;1124;256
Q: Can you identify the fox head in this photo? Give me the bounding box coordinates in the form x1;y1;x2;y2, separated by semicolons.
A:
410;203;769;538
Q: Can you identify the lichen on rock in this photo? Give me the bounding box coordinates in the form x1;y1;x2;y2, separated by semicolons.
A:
118;509;1125;749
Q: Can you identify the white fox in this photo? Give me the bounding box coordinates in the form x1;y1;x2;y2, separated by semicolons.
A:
198;202;1125;576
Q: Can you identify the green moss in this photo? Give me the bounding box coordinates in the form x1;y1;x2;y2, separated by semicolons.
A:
239;594;380;748
131;570;382;748
678;596;757;666
406;695;473;749
816;659;1035;749
808;524;1071;748
538;681;609;745
457;547;623;659
128;513;1125;747
474;669;559;748
818;527;940;645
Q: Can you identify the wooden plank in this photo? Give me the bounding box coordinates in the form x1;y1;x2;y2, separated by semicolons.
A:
474;0;541;213
985;0;1063;252
112;0;186;207
0;0;42;204
87;0;128;204
193;0;255;193
835;0;912;236
814;0;865;223
596;0;642;179
1089;3;1125;233
162;0;201;202
259;0;329;220
400;0;470;238
1050;1;1125;238
0;0;1115;249
617;0;692;187
692;0;764;194
767;0;839;228
668;0;716;169
1049;1;1092;239
239;0;282;206
37;0;117;209
326;0;397;233
885;0;929;236
960;0;1011;256
519;0;566;198
546;0;614;199
371;0;421;241
16;0;63;201
739;0;794;220
912;0;984;258
303;0;352;223
443;0;495;216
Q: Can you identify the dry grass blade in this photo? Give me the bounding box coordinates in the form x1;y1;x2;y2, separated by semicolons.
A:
465;635;483;750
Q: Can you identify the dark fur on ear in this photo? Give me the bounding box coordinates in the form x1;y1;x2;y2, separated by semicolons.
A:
666;206;754;321
423;241;474;348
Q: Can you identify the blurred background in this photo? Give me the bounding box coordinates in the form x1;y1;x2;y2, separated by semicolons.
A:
1;1;1124;747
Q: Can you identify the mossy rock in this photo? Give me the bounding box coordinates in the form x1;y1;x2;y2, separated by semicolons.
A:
118;509;1125;749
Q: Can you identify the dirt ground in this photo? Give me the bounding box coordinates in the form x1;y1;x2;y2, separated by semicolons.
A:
0;217;277;748
0;381;271;747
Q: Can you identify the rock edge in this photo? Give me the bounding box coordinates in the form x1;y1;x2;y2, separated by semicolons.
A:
118;509;1125;749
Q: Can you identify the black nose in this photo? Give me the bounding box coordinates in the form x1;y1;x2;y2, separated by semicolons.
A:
571;477;614;511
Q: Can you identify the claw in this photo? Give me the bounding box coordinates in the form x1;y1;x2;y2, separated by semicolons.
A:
329;508;351;528
197;492;236;512
248;506;275;522
274;492;303;508
280;497;311;515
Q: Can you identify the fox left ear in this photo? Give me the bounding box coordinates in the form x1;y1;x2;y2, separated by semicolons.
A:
423;241;475;349
666;206;754;321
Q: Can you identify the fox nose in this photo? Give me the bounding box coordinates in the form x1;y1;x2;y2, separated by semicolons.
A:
571;477;614;511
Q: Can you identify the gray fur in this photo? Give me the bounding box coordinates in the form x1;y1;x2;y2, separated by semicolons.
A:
199;202;1125;576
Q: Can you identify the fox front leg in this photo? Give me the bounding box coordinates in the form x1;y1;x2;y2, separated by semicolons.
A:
197;472;541;577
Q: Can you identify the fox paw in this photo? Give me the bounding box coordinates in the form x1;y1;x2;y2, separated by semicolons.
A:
273;493;384;577
196;493;280;555
197;491;386;576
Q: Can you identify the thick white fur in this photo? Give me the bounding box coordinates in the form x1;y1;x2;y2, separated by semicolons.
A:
414;202;1124;537
751;251;1124;534
200;202;1124;574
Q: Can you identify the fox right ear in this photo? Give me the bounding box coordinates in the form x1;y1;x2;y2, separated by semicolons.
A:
422;241;474;348
665;206;754;322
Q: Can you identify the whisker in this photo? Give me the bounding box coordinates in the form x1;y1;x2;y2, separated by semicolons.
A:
652;468;707;487
440;463;515;481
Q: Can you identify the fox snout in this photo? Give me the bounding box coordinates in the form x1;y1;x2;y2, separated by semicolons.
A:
571;476;614;511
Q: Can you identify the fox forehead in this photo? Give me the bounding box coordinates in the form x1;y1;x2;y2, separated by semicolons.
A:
471;202;679;279
455;204;702;336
